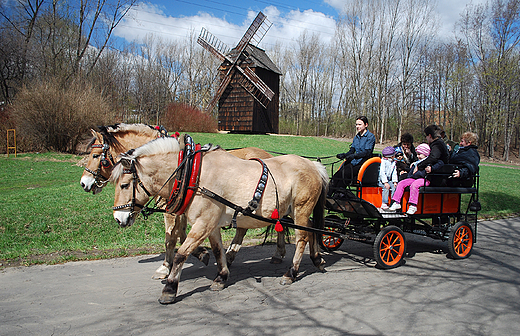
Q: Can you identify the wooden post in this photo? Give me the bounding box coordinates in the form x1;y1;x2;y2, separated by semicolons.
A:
7;129;16;157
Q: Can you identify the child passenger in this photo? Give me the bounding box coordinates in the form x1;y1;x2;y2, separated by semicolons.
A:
379;146;398;211
388;143;444;214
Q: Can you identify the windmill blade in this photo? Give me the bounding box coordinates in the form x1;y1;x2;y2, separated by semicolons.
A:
204;68;235;114
235;66;275;108
197;27;231;63
235;12;268;56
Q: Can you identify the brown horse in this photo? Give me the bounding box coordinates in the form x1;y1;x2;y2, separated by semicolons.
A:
80;124;283;279
110;136;328;304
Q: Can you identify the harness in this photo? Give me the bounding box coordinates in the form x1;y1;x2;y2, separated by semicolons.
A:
166;134;203;215
112;161;153;219
84;143;116;187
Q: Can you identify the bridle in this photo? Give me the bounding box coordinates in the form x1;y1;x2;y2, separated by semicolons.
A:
84;143;116;188
112;159;153;219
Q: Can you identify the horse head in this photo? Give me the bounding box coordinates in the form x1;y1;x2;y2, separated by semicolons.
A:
80;129;114;194
111;137;181;227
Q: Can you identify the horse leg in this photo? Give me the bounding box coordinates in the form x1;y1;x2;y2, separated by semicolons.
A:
308;227;326;271
159;217;223;304
271;230;286;264
152;213;179;280
225;227;247;266
208;228;230;291
177;214;210;266
280;228;309;285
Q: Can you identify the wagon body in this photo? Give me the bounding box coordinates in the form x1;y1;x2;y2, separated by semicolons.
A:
321;156;480;269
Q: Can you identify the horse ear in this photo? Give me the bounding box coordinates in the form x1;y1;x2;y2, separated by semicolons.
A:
91;129;102;142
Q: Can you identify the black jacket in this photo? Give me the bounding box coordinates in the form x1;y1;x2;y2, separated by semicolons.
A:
417;138;449;171
449;145;480;178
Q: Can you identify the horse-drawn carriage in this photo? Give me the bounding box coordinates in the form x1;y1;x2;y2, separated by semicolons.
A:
319;156;480;269
87;128;480;304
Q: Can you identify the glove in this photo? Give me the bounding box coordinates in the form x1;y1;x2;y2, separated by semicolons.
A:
336;153;347;160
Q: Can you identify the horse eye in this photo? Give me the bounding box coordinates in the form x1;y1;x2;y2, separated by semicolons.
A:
121;183;130;190
93;154;100;158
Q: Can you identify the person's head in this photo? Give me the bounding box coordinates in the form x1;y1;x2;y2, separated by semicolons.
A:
382;146;395;159
415;143;430;160
400;133;414;150
424;125;442;144
355;116;369;134
460;132;478;147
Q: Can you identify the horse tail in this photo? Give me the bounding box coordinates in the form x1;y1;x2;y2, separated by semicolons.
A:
312;162;329;230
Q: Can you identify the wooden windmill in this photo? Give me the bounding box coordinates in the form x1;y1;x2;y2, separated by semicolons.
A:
198;12;281;133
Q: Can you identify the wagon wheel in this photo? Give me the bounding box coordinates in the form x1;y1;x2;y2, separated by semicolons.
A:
373;225;406;269
318;215;346;252
448;221;474;259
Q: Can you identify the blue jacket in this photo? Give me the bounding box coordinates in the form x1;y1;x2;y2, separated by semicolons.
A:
345;130;376;166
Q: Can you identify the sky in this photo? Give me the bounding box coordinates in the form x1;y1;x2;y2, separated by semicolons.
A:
114;0;487;50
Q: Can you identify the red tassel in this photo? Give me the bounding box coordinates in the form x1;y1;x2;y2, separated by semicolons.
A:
271;209;279;220
155;126;160;130
275;220;283;232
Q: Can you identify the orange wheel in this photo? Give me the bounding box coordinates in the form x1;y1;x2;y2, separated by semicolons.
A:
318;216;345;252
374;225;406;269
448;221;474;259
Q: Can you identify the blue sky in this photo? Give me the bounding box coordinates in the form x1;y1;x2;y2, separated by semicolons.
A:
114;0;486;49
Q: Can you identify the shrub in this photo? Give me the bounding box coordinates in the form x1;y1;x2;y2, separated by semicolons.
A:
10;78;115;153
162;103;217;133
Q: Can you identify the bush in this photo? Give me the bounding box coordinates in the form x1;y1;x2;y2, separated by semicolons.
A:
162;103;217;133
10;78;115;153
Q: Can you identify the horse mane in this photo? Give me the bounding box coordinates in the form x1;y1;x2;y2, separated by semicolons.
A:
110;137;180;182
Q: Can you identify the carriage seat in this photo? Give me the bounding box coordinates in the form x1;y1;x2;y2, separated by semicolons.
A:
356;156;381;187
420;164;477;194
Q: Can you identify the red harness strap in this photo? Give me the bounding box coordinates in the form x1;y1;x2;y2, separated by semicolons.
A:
166;138;202;215
176;143;201;215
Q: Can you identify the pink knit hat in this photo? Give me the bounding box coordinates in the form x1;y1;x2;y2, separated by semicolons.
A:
416;143;430;156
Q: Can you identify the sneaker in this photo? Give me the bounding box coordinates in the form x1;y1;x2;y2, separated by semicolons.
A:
407;205;417;215
380;203;389;210
388;203;401;211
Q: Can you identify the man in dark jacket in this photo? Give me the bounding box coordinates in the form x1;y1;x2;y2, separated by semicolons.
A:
416;124;449;173
450;132;480;184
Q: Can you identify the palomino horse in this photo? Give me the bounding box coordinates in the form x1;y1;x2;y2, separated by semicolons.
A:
80;124;210;277
110;136;328;304
80;124;284;279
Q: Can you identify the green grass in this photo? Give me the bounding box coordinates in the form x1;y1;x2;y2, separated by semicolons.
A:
0;133;518;267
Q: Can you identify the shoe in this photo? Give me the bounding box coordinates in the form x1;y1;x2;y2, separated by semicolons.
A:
407;205;417;215
380;203;389;210
388;203;401;212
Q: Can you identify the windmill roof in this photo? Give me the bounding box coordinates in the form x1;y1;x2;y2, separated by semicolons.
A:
247;44;282;75
228;44;282;75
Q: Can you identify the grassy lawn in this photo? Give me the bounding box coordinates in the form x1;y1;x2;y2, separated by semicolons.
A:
0;133;518;267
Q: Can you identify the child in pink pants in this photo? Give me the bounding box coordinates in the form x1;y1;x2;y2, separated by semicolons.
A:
388;143;444;214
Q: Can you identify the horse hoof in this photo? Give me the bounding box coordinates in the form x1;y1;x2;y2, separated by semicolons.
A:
152;265;169;280
200;252;210;266
210;281;225;291
158;293;176;305
270;256;283;264
279;276;293;286
317;260;326;272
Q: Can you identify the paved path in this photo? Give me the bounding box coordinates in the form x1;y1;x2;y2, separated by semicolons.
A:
2;218;520;336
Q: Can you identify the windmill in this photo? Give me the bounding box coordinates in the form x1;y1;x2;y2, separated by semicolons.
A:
198;12;281;133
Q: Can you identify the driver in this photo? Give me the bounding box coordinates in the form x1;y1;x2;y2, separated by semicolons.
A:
328;116;375;197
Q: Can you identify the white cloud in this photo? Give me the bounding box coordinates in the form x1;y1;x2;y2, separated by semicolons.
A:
114;3;336;50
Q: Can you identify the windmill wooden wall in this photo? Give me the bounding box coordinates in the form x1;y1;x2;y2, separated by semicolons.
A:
217;46;280;133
